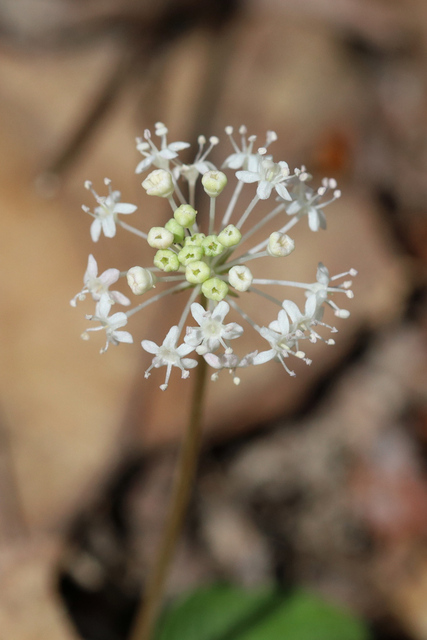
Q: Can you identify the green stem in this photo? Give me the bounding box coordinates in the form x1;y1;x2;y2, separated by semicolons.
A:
129;355;208;640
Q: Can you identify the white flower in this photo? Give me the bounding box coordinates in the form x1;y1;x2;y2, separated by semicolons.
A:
204;350;259;385
286;176;341;232
173;135;218;183
71;254;130;307
254;309;307;376
282;296;335;345
222;126;277;171
184;301;243;355
83;180;137;242
83;294;133;353
307;263;356;318
142;325;197;390
135;123;190;174
236;152;292;201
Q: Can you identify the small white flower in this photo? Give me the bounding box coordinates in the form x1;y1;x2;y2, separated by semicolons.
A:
282;296;334;346
286;176;340;231
307;263;356;318
184;301;243;355
204;350;259;385
135;123;190;174
84;294;133;353
71;254;130;307
255;309;307;376
173;135;218;184
83;180;137;242
236;152;292;201
222;126;277;172
142;325;197;390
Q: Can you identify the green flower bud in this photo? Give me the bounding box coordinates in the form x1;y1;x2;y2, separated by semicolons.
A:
142;169;174;198
202;277;229;301
202;170;228;197
174;204;197;227
178;245;204;266
202;235;224;257
153;249;179;272
165;218;185;244
185;233;206;247
147;226;174;249
218;224;242;247
185;260;211;284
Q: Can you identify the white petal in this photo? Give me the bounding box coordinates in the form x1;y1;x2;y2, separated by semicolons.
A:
308;208;320;231
204;353;222;368
190;303;207;326
275;183;292;201
109;312;128;328
235;170;259;183
286;201;301;215
222;153;244;169
212;300;229;323
135;156;154;173
305;294;317;317
115;203;137;214
181;357;198;369
277;309;290;334
85;254;98;280
168;141;190;151
184;328;203;346
114;330;133;344
163;326;179;348
102;215;116;238
99;268;120;287
110;291;131;306
90;219;102;242
141;340;160;354
176;343;196;357
253;349;275;364
158;148;178;160
282;300;301;324
257;180;273;200
97;294;112;318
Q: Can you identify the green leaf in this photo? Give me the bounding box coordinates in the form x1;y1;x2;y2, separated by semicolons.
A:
155;584;371;640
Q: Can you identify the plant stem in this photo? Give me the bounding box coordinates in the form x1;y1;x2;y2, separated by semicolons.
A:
129;355;208;640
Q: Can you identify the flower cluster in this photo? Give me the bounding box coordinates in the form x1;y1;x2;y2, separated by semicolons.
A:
72;123;356;389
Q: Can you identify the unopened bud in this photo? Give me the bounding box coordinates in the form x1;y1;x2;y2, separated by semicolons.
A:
178;245;203;266
228;265;253;292
202;170;228;197
127;267;156;295
147;226;174;249
142;169;174;198
218;224;242;248
185;261;211;284
153;250;179;272
165;218;185;244
267;232;295;257
174;204;197;227
202;277;229;301
202;235;224;257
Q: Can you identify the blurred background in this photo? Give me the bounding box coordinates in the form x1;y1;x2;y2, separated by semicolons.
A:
0;0;426;638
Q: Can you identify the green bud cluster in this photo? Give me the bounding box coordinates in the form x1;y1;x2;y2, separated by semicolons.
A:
147;208;241;300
